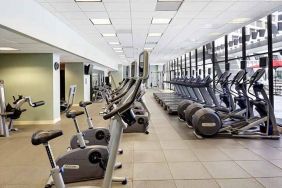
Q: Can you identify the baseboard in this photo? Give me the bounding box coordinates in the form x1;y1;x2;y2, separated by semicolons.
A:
14;117;61;125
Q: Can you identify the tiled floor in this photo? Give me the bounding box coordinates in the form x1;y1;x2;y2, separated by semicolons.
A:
1;90;282;187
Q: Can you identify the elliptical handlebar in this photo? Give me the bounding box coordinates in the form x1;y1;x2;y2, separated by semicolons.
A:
103;79;142;120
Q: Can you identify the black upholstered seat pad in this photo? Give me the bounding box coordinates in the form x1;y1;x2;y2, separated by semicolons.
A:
79;101;92;107
31;130;63;145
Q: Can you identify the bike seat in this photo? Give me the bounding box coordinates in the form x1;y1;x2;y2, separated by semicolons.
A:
31;130;63;145
66;110;84;118
79;101;92;107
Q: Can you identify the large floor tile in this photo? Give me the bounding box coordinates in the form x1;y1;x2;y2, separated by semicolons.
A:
114;163;133;180
160;140;190;150
168;162;211;179
134;150;166;163
174;180;219;188
250;147;282;160
193;148;231;161
133;163;172;180
270;159;282;169
133;180;176;188
220;148;263;160
163;149;198;162
256;177;282;188
236;160;282;177
216;178;264;188
133;141;162;150
203;161;251;179
117;150;134;164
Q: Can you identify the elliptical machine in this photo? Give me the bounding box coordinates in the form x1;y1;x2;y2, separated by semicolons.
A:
192;69;280;139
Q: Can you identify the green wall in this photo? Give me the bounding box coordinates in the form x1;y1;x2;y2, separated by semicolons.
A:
0;53;56;122
65;63;84;104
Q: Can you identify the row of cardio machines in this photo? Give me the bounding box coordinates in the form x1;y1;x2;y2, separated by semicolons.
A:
30;51;150;188
154;69;280;139
153;74;216;114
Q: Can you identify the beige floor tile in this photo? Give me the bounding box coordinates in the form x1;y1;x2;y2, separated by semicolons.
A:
203;161;251;179
122;133;159;142
237;140;273;149
133;163;172;180
163;149;198;162
120;141;134;150
216;178;264;188
0;165;49;185
156;130;183;141
174;179;219;188
134;150;166;163
68;179;133;188
236;161;282;177
250;147;282;160
160;140;190;150
133;141;162;150
168;162;211;180
186;140;215;149
1;185;43;188
270;159;282;168
220;148;263;160
117;150;134;164
114;163;133;180
256;177;282;188
193;149;231;161
133;180;176;188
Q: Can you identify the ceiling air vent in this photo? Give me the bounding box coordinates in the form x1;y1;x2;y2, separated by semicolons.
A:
155;0;183;11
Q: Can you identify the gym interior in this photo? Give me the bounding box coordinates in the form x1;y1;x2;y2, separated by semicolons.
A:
2;0;282;188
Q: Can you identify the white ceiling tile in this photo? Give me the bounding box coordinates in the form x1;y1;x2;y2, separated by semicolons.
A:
77;2;105;11
50;2;80;11
108;11;131;19
84;11;108;18
95;25;115;33
104;2;130;12
61;11;86;19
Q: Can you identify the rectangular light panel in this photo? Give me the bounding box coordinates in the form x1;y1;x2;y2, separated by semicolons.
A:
102;33;117;37
109;42;120;45
152;18;172;24
148;33;162;37
90;18;111;25
0;47;19;51
75;0;102;2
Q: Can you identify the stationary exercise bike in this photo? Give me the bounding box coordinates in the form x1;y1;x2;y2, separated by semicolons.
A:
43;109;126;187
69;101;111;149
31;52;147;187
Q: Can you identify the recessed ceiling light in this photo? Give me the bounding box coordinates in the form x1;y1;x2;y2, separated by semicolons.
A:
115;50;123;53
74;0;102;2
102;33;116;37
144;47;153;51
113;47;122;50
229;18;251;24
209;32;222;36
152;18;172;24
156;0;183;11
0;47;19;51
90;18;111;25
109;42;120;45
148;33;162;37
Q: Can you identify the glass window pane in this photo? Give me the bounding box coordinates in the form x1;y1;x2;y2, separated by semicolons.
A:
215;36;225;62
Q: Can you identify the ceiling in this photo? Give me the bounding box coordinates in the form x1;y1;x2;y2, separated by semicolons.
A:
31;0;282;64
0;25;109;68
